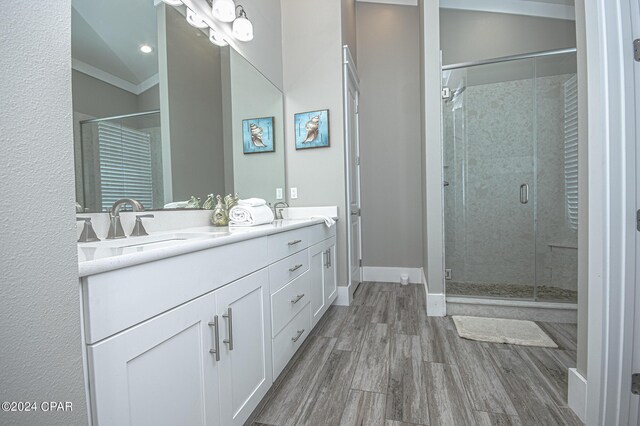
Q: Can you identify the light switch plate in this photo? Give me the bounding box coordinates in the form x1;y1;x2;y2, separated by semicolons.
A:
276;188;283;200
290;187;298;199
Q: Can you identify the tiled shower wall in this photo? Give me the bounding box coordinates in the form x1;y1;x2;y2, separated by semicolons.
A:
443;74;578;293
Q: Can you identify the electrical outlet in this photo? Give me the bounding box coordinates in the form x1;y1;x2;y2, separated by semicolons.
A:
290;187;298;199
276;188;283;200
444;269;452;280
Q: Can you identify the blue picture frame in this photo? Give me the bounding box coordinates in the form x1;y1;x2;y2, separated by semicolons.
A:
242;117;275;154
294;109;330;150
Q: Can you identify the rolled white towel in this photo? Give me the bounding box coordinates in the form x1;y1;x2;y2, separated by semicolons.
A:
164;201;190;209
237;198;267;207
229;204;274;227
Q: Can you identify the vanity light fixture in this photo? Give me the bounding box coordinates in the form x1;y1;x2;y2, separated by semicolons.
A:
232;5;253;42
161;0;183;5
186;7;208;28
209;28;228;46
211;0;236;23
139;44;153;54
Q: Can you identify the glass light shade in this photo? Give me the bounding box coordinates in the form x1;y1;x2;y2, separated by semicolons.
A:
209;28;228;47
186;8;208;29
232;16;253;42
211;0;236;23
161;0;183;5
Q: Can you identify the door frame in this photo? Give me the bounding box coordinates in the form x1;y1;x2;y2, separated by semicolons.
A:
584;0;639;424
343;44;362;304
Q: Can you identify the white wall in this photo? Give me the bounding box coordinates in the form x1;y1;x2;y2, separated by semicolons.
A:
0;1;88;424
281;0;349;288
356;2;424;268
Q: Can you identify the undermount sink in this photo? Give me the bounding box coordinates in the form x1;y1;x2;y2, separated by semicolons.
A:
79;232;217;249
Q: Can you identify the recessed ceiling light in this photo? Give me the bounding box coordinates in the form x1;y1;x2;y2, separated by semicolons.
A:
139;44;153;54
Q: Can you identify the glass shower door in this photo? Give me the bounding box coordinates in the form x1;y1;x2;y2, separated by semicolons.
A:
443;58;537;300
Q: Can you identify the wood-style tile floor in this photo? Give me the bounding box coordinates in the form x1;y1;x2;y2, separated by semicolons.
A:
249;282;583;426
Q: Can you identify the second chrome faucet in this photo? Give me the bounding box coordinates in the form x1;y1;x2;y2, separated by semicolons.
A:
106;198;146;239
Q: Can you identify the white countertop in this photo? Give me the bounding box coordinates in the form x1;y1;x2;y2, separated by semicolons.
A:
78;218;332;277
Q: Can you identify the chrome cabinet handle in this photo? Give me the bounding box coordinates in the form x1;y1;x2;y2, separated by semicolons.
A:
323;250;329;268
289;264;303;272
223;308;233;350
326;248;331;268
288;239;302;246
208;315;220;361
291;329;305;342
290;294;305;304
520;184;529;204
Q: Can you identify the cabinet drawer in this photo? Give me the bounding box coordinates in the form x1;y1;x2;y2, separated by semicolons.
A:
267;228;308;263
271;271;310;335
272;303;311;379
307;223;337;246
268;249;309;294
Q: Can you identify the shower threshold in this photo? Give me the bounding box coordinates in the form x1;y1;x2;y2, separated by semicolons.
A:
446;281;577;303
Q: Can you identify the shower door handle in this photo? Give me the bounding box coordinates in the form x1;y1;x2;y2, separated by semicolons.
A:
520;184;529;204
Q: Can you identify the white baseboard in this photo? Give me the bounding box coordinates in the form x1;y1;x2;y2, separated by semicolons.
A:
422;268;446;316
334;285;351;306
568;368;587;423
362;266;422;284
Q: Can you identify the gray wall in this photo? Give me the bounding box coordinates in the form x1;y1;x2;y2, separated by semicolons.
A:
281;0;348;289
72;70;139;117
0;1;88;424
161;6;226;203
356;2;423;268
575;0;588;376
440;9;576;65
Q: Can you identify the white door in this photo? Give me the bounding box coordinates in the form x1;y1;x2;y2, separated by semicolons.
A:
343;45;362;294
88;291;221;426
630;0;640;423
216;269;272;426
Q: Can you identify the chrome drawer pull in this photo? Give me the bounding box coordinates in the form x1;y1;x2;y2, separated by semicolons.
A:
208;315;220;361
288;239;302;246
289;264;303;272
222;308;233;350
291;329;305;342
290;294;305;304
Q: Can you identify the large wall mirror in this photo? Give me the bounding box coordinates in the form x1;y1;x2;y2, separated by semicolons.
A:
72;0;285;213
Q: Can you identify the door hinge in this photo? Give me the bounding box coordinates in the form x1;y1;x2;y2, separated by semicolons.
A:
634;39;640;62
356;156;360;166
636;209;640;232
632;373;640;395
359;259;362;267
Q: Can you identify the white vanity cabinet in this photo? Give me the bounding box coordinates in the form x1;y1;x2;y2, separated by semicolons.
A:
309;236;337;327
80;220;337;426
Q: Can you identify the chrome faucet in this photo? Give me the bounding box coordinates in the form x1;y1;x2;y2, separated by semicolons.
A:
106;198;145;239
273;201;289;220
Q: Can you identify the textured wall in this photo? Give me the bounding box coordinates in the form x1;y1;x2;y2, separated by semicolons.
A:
356;2;423;268
0;1;88;424
440;9;576;66
443;74;578;293
281;0;348;288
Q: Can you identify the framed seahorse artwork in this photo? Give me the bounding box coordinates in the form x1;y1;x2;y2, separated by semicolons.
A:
242;116;275;154
294;109;330;150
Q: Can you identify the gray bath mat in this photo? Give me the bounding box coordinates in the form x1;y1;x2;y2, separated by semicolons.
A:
452;316;558;348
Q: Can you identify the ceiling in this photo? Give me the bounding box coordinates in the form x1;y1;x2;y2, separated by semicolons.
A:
72;0;159;92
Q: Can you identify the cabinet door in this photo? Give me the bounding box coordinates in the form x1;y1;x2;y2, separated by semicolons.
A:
216;269;272;426
324;237;337;304
309;241;327;327
88;291;220;426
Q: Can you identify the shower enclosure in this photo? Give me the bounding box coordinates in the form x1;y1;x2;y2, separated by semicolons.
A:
442;48;578;303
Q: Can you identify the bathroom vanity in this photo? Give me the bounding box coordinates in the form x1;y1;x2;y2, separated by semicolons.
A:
78;218;337;426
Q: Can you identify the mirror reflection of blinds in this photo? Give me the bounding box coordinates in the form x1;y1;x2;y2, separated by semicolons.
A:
563;75;578;231
98;122;153;211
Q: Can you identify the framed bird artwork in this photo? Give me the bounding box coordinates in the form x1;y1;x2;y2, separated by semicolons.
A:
242;117;275;154
294;109;330;150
